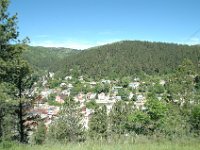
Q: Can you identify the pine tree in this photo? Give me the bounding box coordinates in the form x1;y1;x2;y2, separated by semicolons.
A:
89;105;108;140
0;83;14;141
0;0;33;142
109;101;132;136
0;0;17;141
145;96;168;134
48;98;85;142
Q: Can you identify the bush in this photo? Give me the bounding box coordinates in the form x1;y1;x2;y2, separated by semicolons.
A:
0;140;14;149
127;110;150;135
190;104;200;135
32;122;46;144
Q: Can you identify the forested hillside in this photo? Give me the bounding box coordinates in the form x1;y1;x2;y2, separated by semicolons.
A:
58;41;200;79
23;46;79;71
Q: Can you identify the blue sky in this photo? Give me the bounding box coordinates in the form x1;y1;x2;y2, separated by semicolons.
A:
9;0;200;49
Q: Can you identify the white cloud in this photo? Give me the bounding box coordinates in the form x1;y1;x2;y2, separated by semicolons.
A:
30;39;121;50
185;37;200;45
31;40;93;49
96;39;121;45
190;37;200;44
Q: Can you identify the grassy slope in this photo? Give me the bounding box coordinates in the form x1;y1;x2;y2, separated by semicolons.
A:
5;138;200;150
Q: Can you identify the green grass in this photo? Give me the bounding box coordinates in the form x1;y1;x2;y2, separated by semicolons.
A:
2;137;200;150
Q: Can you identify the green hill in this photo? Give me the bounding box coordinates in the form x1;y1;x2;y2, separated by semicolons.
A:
23;46;79;72
58;40;200;79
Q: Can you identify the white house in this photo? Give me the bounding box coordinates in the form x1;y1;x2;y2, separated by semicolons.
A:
82;108;94;129
74;93;85;103
112;86;123;90
90;81;97;86
41;89;53;99
98;92;109;101
137;95;145;101
86;92;97;100
134;77;140;81
129;92;134;100
55;95;65;104
60;82;67;87
95;99;116;114
61;89;70;96
48;72;54;78
129;82;140;89
65;76;72;80
67;83;73;89
116;96;122;101
79;76;84;81
42;80;48;86
159;80;166;86
101;79;111;84
134;95;146;110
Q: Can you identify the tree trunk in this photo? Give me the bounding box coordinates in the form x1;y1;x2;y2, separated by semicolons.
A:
18;99;24;142
0;108;5;139
0;114;2;138
18;73;24;143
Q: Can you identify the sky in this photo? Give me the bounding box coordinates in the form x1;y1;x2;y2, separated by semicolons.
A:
9;0;200;49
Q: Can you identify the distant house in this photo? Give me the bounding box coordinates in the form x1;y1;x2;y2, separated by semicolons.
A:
79;76;84;81
98;92;109;101
137;95;145;101
55;95;65;104
173;99;179;103
41;89;53;99
157;96;162;101
159;80;166;86
42;80;48;86
48;106;60;116
86;92;96;100
129;92;134;100
30;108;48;120
78;93;85;100
116;96;122;101
129;82;140;89
65;76;72;80
134;77;140;81
61;89;70;96
111;89;118;96
95;98;116;114
48;72;54;78
101;79;111;84
67;83;73;89
74;93;85;103
112;86;123;90
135;95;146;110
90;81;97;86
60;82;67;87
82;108;94;129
